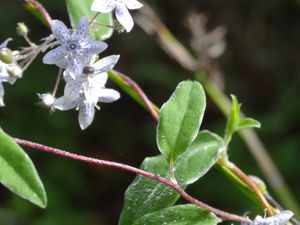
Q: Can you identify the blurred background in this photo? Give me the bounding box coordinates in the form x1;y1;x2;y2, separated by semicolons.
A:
0;0;299;224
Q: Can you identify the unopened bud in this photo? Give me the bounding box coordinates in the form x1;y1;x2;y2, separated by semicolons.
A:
249;175;267;194
0;48;13;64
17;22;29;37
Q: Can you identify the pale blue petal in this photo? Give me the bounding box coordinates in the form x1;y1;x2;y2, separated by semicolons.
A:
91;0;116;13
125;0;143;10
53;96;79;110
67;56;84;77
93;55;120;73
0;83;4;96
42;46;68;68
116;3;134;32
98;88;120;103
74;16;89;40
78;102;95;130
51;20;70;44
64;79;83;101
83;77;101;104
82;39;108;55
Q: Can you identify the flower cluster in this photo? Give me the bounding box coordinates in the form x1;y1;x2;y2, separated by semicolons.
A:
1;0;144;129
41;17;121;129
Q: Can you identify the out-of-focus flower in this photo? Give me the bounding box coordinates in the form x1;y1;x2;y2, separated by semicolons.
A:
91;0;143;32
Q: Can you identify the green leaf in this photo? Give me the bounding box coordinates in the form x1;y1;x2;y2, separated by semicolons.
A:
133;204;221;225
225;95;261;144
0;129;47;208
108;71;159;114
119;131;222;225
225;95;240;141
174;131;223;185
119;156;179;225
157;81;206;163
66;0;113;40
237;118;261;130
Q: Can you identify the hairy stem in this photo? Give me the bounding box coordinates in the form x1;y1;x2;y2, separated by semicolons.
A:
15;137;251;223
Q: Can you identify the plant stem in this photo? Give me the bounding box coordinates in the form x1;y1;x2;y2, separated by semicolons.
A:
14;137;251;223
228;162;273;216
20;0;52;28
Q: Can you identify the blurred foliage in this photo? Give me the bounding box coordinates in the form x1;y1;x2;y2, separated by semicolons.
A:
0;0;299;224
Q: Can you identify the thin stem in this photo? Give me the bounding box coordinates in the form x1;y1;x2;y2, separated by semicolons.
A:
89;12;100;25
113;70;160;122
14;137;251;223
52;69;63;97
228;162;273;216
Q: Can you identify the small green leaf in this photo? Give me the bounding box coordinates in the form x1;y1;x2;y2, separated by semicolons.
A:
66;0;113;40
133;204;221;225
225;95;261;145
238;118;261;130
0;129;47;208
174;131;223;185
157;81;206;163
118;156;179;225
225;95;240;140
119;132;222;225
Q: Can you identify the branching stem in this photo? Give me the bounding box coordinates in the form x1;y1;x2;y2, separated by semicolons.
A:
15;137;251;223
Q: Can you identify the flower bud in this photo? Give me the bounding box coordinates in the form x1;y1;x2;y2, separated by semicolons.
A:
249;175;267;194
17;22;29;37
0;48;13;64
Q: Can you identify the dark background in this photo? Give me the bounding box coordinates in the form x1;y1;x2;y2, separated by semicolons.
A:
0;0;299;224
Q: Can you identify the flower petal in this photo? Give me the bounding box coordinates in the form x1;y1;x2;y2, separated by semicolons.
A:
51;20;70;44
0;83;4;96
125;0;143;10
82;39;108;55
78;102;95;130
91;0;116;13
67;57;84;78
0;38;13;48
115;3;134;32
42;46;68;68
53;96;79;110
64;78;83;101
93;55;120;73
74;16;89;40
83;77;101;104
98;88;120;103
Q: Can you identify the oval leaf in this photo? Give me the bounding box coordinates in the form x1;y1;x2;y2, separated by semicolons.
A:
157;81;206;163
66;0;113;40
119;156;180;225
133;204;221;225
0;129;47;208
119;132;221;225
174;131;223;185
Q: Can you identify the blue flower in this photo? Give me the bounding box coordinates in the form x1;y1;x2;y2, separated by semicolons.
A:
43;17;108;78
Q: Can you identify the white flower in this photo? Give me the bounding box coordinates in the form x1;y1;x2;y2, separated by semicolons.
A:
53;55;120;129
91;0;143;32
43;16;108;78
38;93;56;107
242;211;294;225
0;38;18;107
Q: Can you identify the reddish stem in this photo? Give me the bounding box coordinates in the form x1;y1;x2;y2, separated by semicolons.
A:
23;0;52;28
15;137;251;223
113;70;160;122
229;162;273;216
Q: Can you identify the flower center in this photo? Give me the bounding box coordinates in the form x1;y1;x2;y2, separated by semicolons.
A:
83;66;94;75
67;40;80;52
